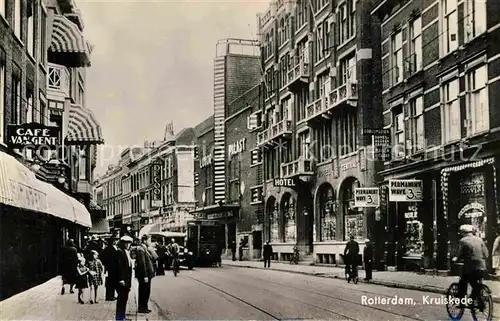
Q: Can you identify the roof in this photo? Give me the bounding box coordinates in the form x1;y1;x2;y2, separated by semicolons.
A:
194;115;214;137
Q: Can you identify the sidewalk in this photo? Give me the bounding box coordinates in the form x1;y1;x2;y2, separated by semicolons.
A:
222;260;500;303
0;276;148;321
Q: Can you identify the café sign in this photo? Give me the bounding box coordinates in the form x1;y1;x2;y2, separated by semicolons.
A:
7;123;60;149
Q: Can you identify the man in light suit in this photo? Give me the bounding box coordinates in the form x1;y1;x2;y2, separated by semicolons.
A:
115;236;133;321
135;235;155;314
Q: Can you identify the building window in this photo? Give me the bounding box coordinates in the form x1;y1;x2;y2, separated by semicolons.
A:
247;111;262;130
442;78;461;142
409;96;424;153
349;0;356;38
79;149;87;180
0;64;4;145
342;179;363;241
298;130;311;158
14;0;21;39
391;30;403;84
27;0;35;57
339;112;357;156
465;0;486;42
315;24;323;63
339;54;356;85
296;0;307;30
40;9;47;65
269;201;279;242
11;75;21;124
269;29;274;58
317;123;333;162
39;98;46;125
442;0;458;54
251;186;263;204
393;107;405;159
409;17;422;73
251;149;262;166
319;184;336;241
465;65;489;135
339;3;347;43
283;196;296;243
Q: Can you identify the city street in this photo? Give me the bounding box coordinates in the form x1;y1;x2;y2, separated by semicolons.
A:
150;266;500;321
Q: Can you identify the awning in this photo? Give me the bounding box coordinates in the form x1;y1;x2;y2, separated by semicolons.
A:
189;204;239;214
66;104;104;144
0;151;92;227
49;14;91;67
139;223;162;238
89;217;110;234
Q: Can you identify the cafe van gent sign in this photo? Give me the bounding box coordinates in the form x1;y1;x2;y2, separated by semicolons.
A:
7;123;60;149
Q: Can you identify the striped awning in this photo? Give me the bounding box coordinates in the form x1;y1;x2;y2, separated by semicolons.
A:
50;15;91;67
66;104;104;144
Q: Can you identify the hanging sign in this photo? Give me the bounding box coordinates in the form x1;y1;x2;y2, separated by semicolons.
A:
389;179;423;202
152;160;162;207
7;123;60;149
354;188;380;207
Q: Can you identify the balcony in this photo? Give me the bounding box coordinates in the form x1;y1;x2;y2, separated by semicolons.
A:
48;63;70;99
287;60;310;92
281;157;315;178
327;81;358;109
257;119;293;146
305;97;329;124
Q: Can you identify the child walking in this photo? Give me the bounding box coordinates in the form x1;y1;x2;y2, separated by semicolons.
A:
87;250;104;304
75;254;90;304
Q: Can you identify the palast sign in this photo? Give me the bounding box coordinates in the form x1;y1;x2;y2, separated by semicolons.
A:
273;178;296;188
389;179;423;202
7;123;60;149
354;188;380;207
228;138;246;158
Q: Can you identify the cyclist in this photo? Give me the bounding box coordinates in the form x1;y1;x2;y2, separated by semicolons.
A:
167;238;180;273
452;224;489;309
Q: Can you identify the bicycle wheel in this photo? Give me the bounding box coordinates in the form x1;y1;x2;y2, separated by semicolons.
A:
446;283;464;320
471;284;493;321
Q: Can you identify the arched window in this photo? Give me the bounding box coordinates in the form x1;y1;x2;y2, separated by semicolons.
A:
269;29;274;57
283;196;296;242
342;178;363;241
319;184;336;241
265;33;270;58
268;199;279;242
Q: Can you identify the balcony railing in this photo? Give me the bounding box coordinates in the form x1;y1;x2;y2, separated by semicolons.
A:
281;156;315;178
257;119;293;146
287;60;309;90
327;81;358;109
48;63;70;99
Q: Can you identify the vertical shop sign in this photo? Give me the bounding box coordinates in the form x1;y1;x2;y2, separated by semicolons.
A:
152;160;162;208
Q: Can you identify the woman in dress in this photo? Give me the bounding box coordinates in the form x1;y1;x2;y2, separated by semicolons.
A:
87;250;104;304
75;254;90;304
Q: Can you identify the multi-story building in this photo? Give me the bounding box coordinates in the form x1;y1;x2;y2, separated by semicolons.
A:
93;176;103;206
256;0;383;263
191;38;261;251
0;0;103;299
371;0;500;274
100;164;123;232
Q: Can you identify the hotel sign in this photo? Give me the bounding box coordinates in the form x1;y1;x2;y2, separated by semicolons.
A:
354;188;380;207
273;178;296;188
389;179;423;202
228;138;246;158
7;123;60;149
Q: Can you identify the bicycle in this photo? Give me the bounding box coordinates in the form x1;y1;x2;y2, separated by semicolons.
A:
345;263;358;284
445;280;493;321
290;247;300;264
171;257;180;277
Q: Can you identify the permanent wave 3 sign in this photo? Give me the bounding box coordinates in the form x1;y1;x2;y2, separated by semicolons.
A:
389;179;423;202
354;188;380;207
7;123;60;149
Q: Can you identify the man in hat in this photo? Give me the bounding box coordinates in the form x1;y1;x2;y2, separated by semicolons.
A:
452;224;489;309
115;235;133;321
363;239;373;281
343;235;359;283
101;235;119;301
135;235;155;314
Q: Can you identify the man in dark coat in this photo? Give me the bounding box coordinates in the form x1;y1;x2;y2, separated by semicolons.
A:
135;235;155;313
60;239;78;295
156;243;166;275
101;236;119;301
115;236;133;321
363;239;374;281
263;241;273;268
343;235;360;283
230;241;236;261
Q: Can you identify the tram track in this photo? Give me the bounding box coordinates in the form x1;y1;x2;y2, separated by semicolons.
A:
196;267;431;321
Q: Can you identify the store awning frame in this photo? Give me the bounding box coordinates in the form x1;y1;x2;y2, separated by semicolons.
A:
189;203;239;215
49;14;91;67
66;104;104;145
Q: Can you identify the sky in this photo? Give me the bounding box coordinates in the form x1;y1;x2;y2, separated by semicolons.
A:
75;0;270;176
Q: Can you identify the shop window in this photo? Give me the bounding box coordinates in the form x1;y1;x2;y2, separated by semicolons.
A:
404;203;423;256
283;196;296;243
342;178;363;241
269;202;279;242
457;171;487;239
319;184;336;241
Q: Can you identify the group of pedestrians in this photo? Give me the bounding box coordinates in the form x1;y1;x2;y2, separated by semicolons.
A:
343;236;374;282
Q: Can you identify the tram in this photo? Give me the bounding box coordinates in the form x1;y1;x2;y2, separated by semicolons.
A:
186;219;225;266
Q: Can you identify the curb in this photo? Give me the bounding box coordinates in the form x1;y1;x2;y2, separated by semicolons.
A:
224;263;500;304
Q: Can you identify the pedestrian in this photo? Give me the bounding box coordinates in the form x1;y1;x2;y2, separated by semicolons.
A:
101;236;119;301
115;235;133;321
263;241;273;268
75;254;91;304
135;235;155;314
343;235;360;283
60;238;78;295
363;239;373;281
239;240;244;261
156;243;166;275
87;250;104;304
230;241;236;261
492;232;500;275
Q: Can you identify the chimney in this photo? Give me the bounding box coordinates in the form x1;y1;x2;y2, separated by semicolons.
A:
164;121;175;142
